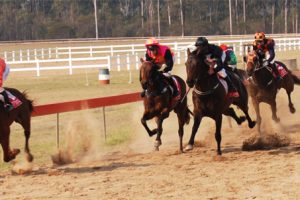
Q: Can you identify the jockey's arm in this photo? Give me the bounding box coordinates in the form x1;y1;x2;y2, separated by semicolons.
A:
266;45;275;63
163;49;174;72
213;48;226;72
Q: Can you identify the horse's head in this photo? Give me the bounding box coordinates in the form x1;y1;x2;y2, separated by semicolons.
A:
185;48;209;88
139;58;158;89
245;50;260;76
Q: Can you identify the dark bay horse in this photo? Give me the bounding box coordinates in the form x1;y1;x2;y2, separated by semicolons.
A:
245;50;300;133
0;88;34;162
185;49;256;155
140;58;192;152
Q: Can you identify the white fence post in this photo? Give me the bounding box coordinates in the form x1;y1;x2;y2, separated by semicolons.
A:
107;56;111;71
56;48;58;58
27;49;30;61
36;60;40;77
90;46;93;57
20;50;23;61
117;54;121;71
48;48;51;58
68;47;73;75
135;53;139;70
12;51;15;62
41;48;44;59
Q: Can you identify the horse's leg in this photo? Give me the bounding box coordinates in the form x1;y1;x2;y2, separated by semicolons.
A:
185;113;202;151
214;115;223;155
223;107;246;125
252;98;262;134
154;110;169;151
270;100;280;123
141;112;157;137
19;115;34;162
237;104;256;129
176;112;185;153
286;90;296;113
0;126;20;162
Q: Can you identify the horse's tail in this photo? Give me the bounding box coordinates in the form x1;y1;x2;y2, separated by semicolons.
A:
184;107;193;125
22;91;34;113
291;73;300;85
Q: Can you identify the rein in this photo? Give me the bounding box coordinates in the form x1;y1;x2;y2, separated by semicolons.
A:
193;83;220;96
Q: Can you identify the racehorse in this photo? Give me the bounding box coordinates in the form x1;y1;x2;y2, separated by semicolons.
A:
244;50;300;133
140;58;192;152
0;88;34;162
185;48;256;155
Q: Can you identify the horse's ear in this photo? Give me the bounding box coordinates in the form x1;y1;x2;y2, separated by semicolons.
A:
187;48;191;56
243;56;247;63
140;58;145;63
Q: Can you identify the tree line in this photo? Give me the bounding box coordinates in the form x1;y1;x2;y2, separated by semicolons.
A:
0;0;298;41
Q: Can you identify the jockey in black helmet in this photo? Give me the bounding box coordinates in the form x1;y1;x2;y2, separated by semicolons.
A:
195;37;239;98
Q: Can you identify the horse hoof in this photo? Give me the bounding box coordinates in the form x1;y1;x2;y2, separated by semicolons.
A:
290;107;296;114
273;117;280;123
12;149;21;156
153;146;159;151
26;153;34;162
249;121;256;129
238;116;246;125
149;129;158;137
184;144;193;151
154;140;162;147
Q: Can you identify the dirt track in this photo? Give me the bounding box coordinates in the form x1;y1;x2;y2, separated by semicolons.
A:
1;90;300;199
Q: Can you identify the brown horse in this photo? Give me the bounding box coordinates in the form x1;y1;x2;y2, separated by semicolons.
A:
0;87;34;162
140;58;192;152
185;49;256;155
244;50;300;133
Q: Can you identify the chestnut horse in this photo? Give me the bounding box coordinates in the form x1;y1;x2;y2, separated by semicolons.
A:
245;50;300;133
140;59;192;152
0;88;34;162
185;49;256;155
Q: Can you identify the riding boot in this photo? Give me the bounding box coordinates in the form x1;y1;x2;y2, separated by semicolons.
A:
224;76;239;98
0;91;13;112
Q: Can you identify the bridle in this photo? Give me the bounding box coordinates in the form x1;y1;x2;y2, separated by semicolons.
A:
188;54;220;96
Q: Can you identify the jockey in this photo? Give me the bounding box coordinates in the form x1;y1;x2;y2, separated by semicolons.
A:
0;58;13;112
253;32;281;80
219;44;237;72
195;37;239;98
141;37;178;98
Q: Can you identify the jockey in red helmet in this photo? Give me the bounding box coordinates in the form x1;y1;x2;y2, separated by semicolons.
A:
141;37;177;98
253;32;281;81
0;58;13;112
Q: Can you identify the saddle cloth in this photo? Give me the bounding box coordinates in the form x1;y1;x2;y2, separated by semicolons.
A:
6;90;22;109
275;63;288;78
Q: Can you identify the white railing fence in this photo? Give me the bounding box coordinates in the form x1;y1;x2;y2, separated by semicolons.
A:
2;37;300;76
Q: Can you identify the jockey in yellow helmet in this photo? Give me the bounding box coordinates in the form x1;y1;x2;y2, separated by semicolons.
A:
253;32;281;81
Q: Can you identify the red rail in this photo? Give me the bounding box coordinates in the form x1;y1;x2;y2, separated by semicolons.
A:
32;92;141;117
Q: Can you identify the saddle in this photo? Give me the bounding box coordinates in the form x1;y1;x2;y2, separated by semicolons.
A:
162;74;181;108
